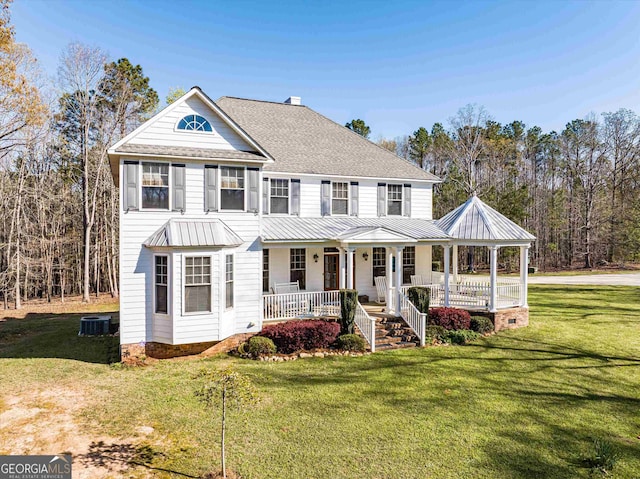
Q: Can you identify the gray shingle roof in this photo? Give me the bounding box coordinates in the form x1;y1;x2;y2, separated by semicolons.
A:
261;217;449;242
437;195;536;242
116;143;266;162
216;97;440;182
144;219;243;248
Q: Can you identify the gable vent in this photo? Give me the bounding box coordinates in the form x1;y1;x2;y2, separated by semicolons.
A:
284;96;301;105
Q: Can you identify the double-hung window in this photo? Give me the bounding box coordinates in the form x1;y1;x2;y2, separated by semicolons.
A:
225;254;234;309
387;184;402;216
332;182;349;215
372;247;386;285
220;166;245;210
270;179;289;214
402;246;416;285
154;256;168;314
290;248;306;289
142;162;169;209
185;256;211;313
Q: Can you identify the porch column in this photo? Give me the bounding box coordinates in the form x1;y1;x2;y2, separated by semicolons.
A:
386;247;394;313
452;244;459;293
338;247;346;289
452;244;459;280
395;246;404;317
489;245;498;312
443;245;451;307
346;247;355;290
520;245;529;308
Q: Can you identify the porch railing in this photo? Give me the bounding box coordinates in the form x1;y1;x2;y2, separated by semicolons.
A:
497;282;521;308
355;301;376;352
431;271;520;285
401;284;442;306
401;281;522;310
399;292;427;346
262;290;341;322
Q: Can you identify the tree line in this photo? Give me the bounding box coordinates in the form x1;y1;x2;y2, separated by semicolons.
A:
348;104;640;271
2;0;639;308
0;1;158;308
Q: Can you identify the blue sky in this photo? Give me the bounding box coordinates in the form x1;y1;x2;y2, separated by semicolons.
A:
11;0;640;139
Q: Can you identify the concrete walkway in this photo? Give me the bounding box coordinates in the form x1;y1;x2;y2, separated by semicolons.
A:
528;273;640;286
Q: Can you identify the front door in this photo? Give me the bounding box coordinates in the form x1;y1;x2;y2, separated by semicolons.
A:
324;254;339;290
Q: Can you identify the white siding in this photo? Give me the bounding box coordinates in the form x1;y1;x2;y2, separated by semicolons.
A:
128;96;253;151
412;183;433;219
267;248;290;289
353;247;376;299
306;247;324;291
262;173;432;219
300;178;322;217
172;250;220;343
415;245;433;277
119;160;262;346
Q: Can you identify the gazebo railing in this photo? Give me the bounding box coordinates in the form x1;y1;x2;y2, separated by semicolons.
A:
401;281;522;310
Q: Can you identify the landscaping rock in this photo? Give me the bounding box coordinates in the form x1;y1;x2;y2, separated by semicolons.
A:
299;352;312;358
313;352;325;358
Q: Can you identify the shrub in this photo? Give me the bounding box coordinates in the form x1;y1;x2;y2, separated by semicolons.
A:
260;320;341;354
246;336;277;357
443;329;481;345
247;336;277;356
336;334;366;352
428;307;471;330
407;287;430;314
424;325;447;344
586;438;619;475
339;289;358;335
470;316;494;334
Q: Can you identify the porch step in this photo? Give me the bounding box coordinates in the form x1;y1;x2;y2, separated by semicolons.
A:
375;341;417;351
372;314;420;351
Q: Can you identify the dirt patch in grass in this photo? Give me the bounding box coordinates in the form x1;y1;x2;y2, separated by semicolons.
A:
0;295;118;320
0;386;157;478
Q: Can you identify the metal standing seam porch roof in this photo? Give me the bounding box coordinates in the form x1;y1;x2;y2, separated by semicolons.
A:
144;219;243;248
261;217;450;242
436;195;536;244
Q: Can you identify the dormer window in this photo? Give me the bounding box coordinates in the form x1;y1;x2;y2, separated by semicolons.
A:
177;114;213;132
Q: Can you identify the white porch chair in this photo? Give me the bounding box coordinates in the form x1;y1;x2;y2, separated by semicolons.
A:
374;276;387;303
273;281;301;294
410;274;431;286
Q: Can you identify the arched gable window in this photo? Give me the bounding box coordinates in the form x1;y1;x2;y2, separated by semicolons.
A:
177;114;213;132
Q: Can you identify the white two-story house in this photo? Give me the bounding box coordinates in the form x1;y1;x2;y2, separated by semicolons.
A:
108;87;535;359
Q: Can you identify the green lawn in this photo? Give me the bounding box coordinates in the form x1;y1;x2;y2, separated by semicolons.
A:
1;286;639;478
